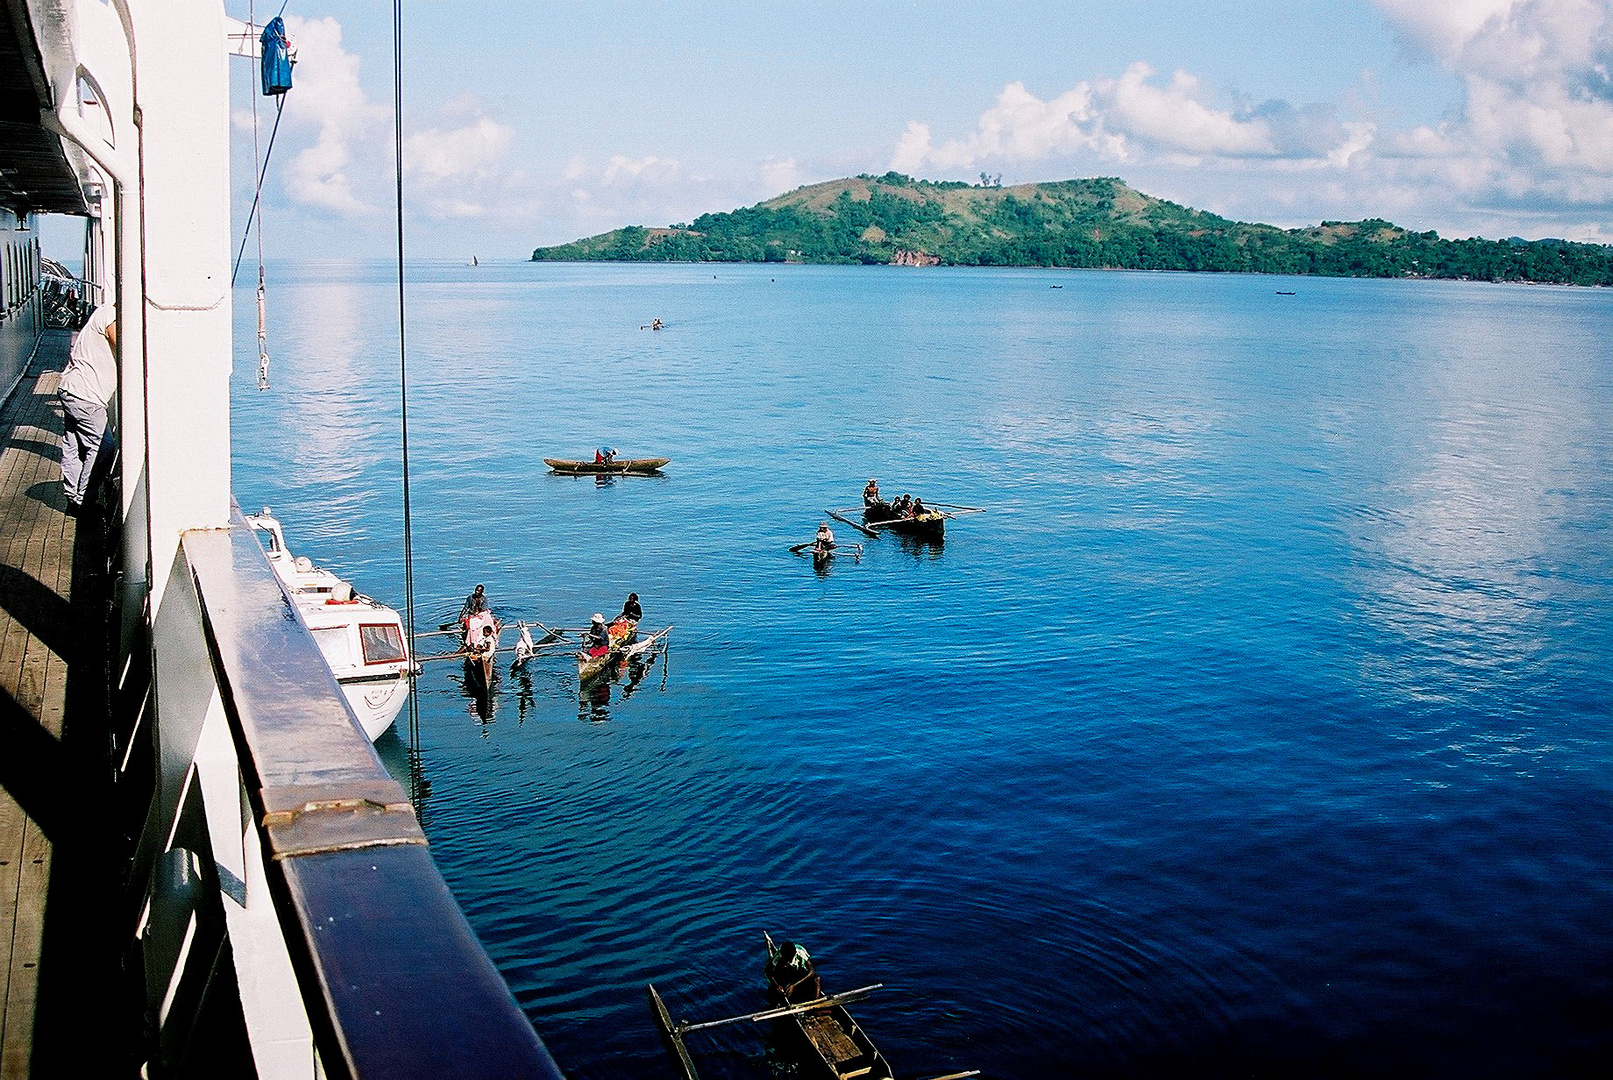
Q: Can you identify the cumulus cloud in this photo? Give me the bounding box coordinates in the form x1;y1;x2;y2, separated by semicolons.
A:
887;2;1613;238
278;15;389;215
403;95;532;219
265;19;532;222
1372;1;1613;197
759;156;803;195
890;65;1371;174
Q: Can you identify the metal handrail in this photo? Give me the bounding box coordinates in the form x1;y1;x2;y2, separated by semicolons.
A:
181;511;566;1079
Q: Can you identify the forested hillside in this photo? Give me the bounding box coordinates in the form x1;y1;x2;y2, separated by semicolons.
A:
532;174;1613;285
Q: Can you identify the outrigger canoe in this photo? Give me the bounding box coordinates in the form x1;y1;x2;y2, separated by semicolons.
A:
578;617;638;685
863;499;945;540
576;620;672;686
545;457;670;475
764;932;894;1080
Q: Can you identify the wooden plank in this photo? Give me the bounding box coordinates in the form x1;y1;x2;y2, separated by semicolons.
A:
802;1012;861;1064
0;354;73;1078
0;817;50;1079
0;789;22;1029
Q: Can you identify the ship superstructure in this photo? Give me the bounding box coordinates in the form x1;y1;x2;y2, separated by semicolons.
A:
0;2;563;1076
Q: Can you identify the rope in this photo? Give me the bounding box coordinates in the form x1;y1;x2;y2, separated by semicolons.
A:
391;0;423;803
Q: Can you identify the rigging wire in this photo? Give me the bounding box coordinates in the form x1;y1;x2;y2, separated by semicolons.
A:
391;0;424;803
229;95;287;289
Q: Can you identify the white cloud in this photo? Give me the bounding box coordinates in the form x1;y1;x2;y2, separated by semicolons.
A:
1372;0;1613;198
759;156;803;195
603;155;682;185
890;67;1368;174
1105;64;1275;157
402;95;530;219
884;3;1613;239
891;82;1108;171
278;16;389;215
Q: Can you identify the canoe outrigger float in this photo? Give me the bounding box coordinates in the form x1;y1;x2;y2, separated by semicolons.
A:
646;933;977;1080
544;457;670;475
790;540;863;568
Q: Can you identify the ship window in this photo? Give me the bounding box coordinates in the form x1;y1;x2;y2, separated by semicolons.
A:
310;626;353;667
360;623;406;664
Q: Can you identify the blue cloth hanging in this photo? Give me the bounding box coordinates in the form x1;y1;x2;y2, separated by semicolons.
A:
260;17;293;96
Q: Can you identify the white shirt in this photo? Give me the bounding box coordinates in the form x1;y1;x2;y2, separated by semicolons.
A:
60;303;118;404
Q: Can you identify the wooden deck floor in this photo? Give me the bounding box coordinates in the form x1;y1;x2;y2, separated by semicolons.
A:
0;331;88;1078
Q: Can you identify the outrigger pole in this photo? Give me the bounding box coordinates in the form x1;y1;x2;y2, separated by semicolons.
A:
649;980;978;1080
677;983;884;1033
647;982;885;1080
826;508;879;537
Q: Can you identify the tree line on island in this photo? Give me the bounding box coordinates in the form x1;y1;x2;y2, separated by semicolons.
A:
531;173;1613;286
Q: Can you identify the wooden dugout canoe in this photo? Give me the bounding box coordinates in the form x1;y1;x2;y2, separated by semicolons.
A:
863;499;945;540
544;457;670;475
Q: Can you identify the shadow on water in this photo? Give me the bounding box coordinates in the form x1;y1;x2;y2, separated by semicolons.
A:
577;652;667;722
896;534;944;559
451;663;498;727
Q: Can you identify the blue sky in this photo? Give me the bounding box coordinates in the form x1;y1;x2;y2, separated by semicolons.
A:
208;1;1613;258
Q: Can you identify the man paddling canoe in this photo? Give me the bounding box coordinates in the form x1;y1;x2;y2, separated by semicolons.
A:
814;522;836;554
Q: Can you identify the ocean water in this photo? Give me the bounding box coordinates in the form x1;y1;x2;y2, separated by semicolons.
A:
231;262;1613;1078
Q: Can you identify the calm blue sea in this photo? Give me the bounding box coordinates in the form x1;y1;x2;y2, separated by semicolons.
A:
231;262;1613;1079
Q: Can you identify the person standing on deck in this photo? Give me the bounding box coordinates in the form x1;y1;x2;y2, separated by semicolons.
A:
58;302;117;512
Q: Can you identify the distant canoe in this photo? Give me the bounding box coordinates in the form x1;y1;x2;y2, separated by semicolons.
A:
545;457;670;475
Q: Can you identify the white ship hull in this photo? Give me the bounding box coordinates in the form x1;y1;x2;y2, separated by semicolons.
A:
245;510;413;741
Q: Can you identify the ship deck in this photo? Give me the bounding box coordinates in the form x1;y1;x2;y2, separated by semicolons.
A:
0;331;124;1077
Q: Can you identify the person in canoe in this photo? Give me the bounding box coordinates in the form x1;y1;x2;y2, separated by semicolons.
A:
593;446;617;465
461;583;489;620
814;522;836;554
863;478;881;505
584;613;612;658
910;496;927;518
617;592;643;624
766;941;822;1004
892;494;911;516
468;623;496;661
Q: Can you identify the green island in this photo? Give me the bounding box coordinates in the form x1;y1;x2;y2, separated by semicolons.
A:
531;173;1613;285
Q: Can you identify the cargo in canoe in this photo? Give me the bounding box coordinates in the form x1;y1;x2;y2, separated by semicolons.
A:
545;457;670;475
863;499;945;540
